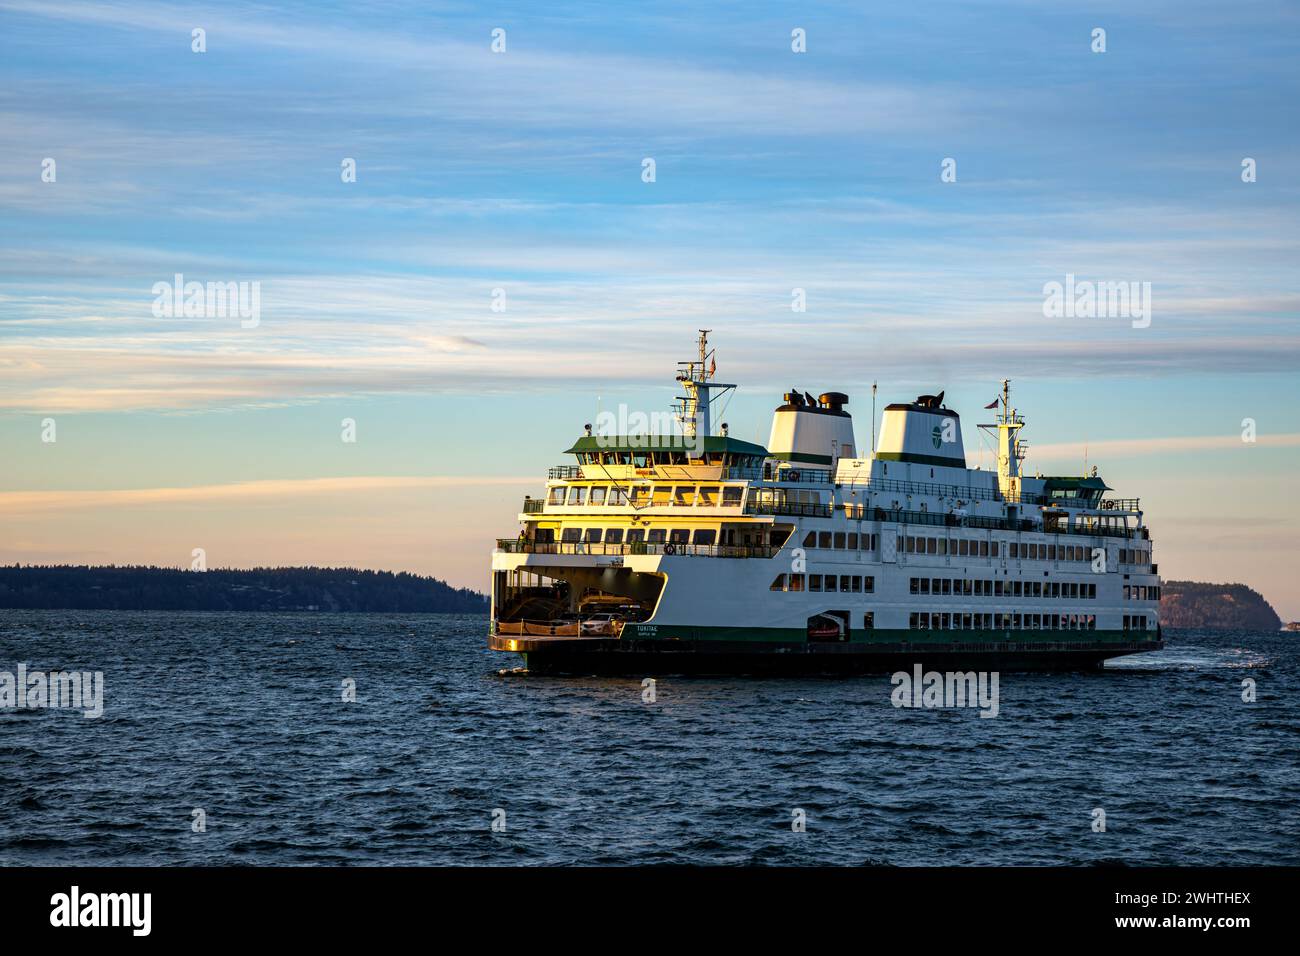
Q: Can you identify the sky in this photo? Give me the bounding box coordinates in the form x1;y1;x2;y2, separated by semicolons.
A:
1;1;1297;616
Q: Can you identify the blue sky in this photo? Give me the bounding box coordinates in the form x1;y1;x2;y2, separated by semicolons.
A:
1;1;1298;614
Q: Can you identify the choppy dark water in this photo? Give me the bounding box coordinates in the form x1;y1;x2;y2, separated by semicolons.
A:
1;610;1296;866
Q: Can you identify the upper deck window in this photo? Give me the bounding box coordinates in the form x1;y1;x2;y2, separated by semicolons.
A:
698;486;718;505
608;487;627;506
589;486;607;505
673;486;696;506
547;487;565;505
569;486;588;506
722;487;743;505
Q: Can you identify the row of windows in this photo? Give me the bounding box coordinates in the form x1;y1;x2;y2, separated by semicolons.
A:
575;451;758;467
901;535;1000;557
550;527;717;546
770;574;876;593
801;531;881;551
1124;585;1161;601
1122;615;1152;630
910;577;1098;600
900;535;1127;563
909;612;1098;631
546;484;745;507
1008;541;1100;562
1119;548;1152;566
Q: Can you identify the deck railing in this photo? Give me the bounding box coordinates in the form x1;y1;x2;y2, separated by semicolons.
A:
1098;498;1141;511
748;500;835;518
496;539;780;559
838;475;1006;502
542;467;1139;512
826;507;1139;539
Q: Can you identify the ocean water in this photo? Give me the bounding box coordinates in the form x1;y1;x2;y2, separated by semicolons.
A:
1;610;1296;866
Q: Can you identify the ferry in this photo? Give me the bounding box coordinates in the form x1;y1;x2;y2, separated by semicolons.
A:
489;332;1163;675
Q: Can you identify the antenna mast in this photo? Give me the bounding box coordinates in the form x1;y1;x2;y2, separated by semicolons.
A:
979;378;1026;495
674;330;735;440
871;381;878;454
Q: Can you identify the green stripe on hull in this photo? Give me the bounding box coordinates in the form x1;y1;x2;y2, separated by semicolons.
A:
626;624;1156;647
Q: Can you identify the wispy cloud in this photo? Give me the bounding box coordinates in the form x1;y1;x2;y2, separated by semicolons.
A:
1028;433;1300;464
0;475;537;515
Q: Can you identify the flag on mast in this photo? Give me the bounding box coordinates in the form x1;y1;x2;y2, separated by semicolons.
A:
984;397;999;409
708;356;716;378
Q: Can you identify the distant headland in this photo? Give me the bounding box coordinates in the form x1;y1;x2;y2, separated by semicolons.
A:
1159;581;1282;631
0;565;486;614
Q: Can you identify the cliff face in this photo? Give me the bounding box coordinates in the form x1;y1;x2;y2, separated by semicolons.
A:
1160;581;1281;631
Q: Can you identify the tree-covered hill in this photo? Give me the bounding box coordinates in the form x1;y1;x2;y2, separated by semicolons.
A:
0;565;487;613
1160;581;1281;630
